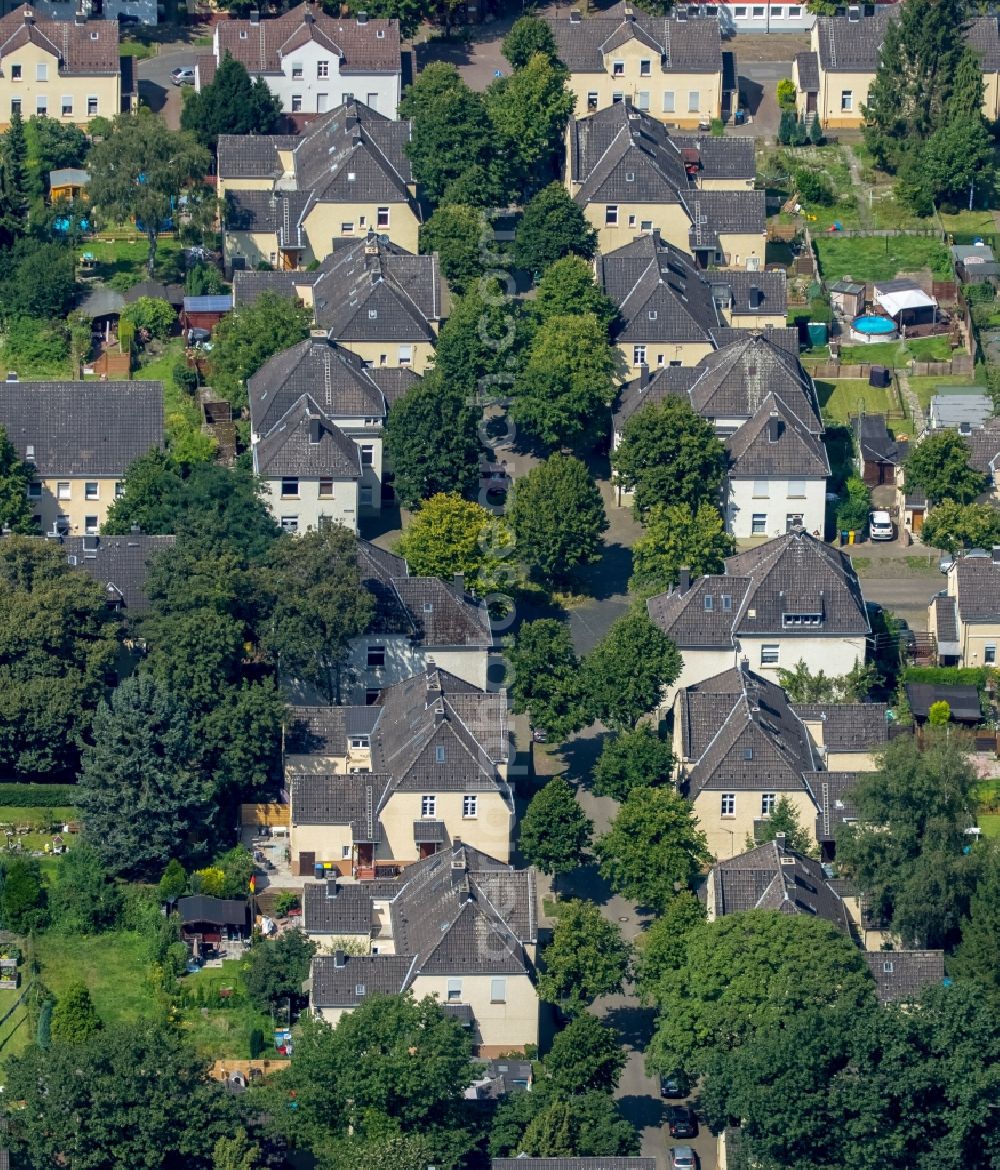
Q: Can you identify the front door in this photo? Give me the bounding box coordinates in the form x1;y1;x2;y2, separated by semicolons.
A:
418;842;439;860
317;93;329;113
297;851;315;877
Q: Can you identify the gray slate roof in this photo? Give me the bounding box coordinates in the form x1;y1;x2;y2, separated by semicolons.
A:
792;703;890;753
649;530;869;645
234;233;441;343
217;134;298;180
905;683;981;723
680;666;818;796
811;770;860;843
290;772;387;840
934;594;959;644
284;703;380;757
955;553;1000;621
495;1163;656;1170
709;839;851;932
726;393;830;480
688;332;819;427
853;412;904;467
0;381;164;476
814;7;895;72
863;949;946;1004
311;952;413;1007
64;533;176;613
302;879;374;934
673;135;755;182
249;336;387;436
253;394;361;479
795;50;819;90
546;5;722;74
688;189;765;249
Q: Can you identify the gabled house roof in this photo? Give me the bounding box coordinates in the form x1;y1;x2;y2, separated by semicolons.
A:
709;838;851;932
952;552;1000;621
285;704;380;757
63;533;176;613
303;879;374;934
810;769;860;844
215;3;400;76
0;380;163;476
291;772;387;840
688;331;819;427
863;949;946;1004
814;7;895;73
249;336;386;436
794;50;819;91
546;4;722;75
792;703;890;754
178;895;250;927
853;412;905;467
681;666;818;796
251;394;361;479
648;530;869;645
311;952;414;1007
217;134;299;181
233;233;441;344
726;393;830;480
0;5;121;74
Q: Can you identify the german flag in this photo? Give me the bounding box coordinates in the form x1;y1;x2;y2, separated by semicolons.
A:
249;874;257;894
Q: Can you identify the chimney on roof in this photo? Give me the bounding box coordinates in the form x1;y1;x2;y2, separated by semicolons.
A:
678;565;691;594
775;831;787;854
130;523;141;534
74;8;85;24
5;371;17;382
624;6;635;19
304;8;314;21
356;10;368;22
334;947;346;967
847;3;861;18
23;8;33;24
740;654;750;672
569;7;582;20
453;572;464;593
992;546;1000;565
308;417;323;445
768;413;782;443
249;8;260;23
326;878;339;899
637;362;649;389
433;701;445;724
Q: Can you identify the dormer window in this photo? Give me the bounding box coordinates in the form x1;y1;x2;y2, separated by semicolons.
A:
722;594;732;611
368;309;377;319
648;309;657;320
782;613;822;628
625;171;635;182
90;31;98;39
349;735;369;749
883;960;894;974
704;595;713;611
239;29;248;38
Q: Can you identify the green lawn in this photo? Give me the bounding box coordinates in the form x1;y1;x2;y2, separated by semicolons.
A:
869;193;932;232
119;38;157;59
814;235;952;284
0;806;77;853
34;931;158;1027
176;960;272;1061
84;236;185;287
838;335;958;368
939;209;997;236
908;370;988;412
978;814;1000;838
816;378;894;423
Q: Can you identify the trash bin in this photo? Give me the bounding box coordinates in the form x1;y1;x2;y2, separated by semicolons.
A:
314;863;324;879
807;321;828;347
841;530;849;546
869;365;891;388
848;530;855;545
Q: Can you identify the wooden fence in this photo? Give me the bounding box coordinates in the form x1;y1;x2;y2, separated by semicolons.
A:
813;355;974;379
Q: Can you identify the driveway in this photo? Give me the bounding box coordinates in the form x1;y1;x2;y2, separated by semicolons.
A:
735;58;796;139
138;48;197;129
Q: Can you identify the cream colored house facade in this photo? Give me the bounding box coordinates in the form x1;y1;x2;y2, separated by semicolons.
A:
695;786;819;860
933;552;1000;667
0;6;125;130
0;380;163;537
546;7;725;129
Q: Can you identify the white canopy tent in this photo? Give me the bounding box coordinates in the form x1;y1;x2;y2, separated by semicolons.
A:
874;283;938;322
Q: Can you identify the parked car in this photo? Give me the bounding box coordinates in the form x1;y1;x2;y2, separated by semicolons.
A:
171;66;196;85
940;554;955;573
670;1146;698;1170
869;509;894;541
666;1106;698;1139
660;1072;690;1098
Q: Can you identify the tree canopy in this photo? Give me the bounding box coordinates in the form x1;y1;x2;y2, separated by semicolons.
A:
531;256;618;333
180;53;284;148
583;608;681;731
513;182;597;273
502;16;559;70
920;499;1000;552
519;777;592;875
592;726;674;801
485;53;573;193
904;431;987;505
419;204;488;296
630;502;735;595
208;291;313;410
595;786;710;910
507;619;590;740
397;493;512;596
612;399;727;518
536;899;632;1016
509;454;608;585
0;424;34;532
87;110;211;276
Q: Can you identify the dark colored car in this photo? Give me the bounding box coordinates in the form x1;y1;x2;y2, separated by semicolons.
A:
666;1106;697;1139
659;1072;690;1098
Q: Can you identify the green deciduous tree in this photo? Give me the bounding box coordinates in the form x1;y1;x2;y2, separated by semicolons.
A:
0;424;34;532
208;291;312;410
399;64;501;207
835;732;979;948
51;982;102;1046
485;53;574;194
77;674;214;879
584;609;681;731
244;928;317;1010
646;910;875;1077
921;498;1000;552
532;256;618;333
0;239;77;320
519;777;592;875
419;204;487;296
4;1020;234;1169
746;794;816;855
507;619;590;740
595;787;710;910
502;16;559;69
180;54;284;149
953;840;1000;997
513;182;597;274
490;1089;638;1158
544;1014;627;1095
0;537;121;777
384;372;481;508
159;858;189;902
512;313;616;450
537;899;632;1016
593;726;674;802
0;857;47;932
212;1128;261;1170
612;398;726;518
634;891;705;1000
509;453;607;586
87;109;211;277
776;656;878;702
630;502;734;595
904;430;987;505
260;526;375;704
432;278;533;400
120;296;176;340
343;0;427;38
48;843;124;933
398;492;512;596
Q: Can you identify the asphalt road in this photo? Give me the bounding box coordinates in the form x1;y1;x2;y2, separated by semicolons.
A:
138;48;197;128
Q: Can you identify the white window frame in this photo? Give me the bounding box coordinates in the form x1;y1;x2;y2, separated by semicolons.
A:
751;513;767;535
688;91;700;113
612;59;625;76
841;90;853;111
57;481;71;500
421;794;437;818
761;793;777;816
605;204;618;226
633;345;646;366
463;795;478;818
787;479;806;498
398;345;412;366
280;476;299;498
291;94;303;112
84;516;98;535
446;977;462;1001
721;793;736;816
36;62;48;81
377;205;390;229
663;91;675;113
61;96;73;116
280;515;299;533
291;61;303;78
35;96;47;115
640;58;651;76
84;482;99;500
752;479;769;498
761;644;780;666
87;95;98;116
317;59;330;77
27;481;41;499
490;977;507;1003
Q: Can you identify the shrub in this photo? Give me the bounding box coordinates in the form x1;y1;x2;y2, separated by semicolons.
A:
795;169;835;205
777;78;797;108
0;783;76;807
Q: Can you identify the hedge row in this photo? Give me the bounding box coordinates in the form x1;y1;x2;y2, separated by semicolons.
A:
903;667;990;690
0;784;77;808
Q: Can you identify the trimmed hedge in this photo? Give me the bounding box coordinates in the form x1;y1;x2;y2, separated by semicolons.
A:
0;784;76;808
903;667;990;690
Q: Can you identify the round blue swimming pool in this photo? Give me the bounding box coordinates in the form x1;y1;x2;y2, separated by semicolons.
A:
850;314;898;342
